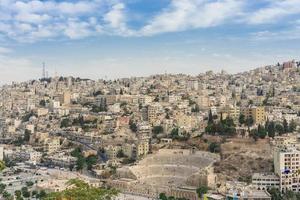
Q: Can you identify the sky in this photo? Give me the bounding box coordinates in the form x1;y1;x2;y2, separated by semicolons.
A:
0;0;300;84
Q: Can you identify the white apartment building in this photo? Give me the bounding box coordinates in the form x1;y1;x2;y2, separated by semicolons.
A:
252;173;280;190
105;145;121;160
121;137;150;160
14;149;42;164
168;95;181;104
186;79;199;91
37;108;49;116
274;147;300;192
139;95;153;105
44;137;60;154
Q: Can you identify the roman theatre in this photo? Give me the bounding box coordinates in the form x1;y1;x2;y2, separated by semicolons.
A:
107;149;220;199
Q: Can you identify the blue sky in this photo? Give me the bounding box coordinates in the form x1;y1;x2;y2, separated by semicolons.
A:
0;0;300;84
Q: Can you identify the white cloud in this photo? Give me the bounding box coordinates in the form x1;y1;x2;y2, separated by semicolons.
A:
247;0;300;24
15;12;51;24
64;19;93;39
0;0;113;41
103;2;134;36
0;0;300;41
104;3;125;28
251;26;300;40
139;0;244;35
0;47;12;54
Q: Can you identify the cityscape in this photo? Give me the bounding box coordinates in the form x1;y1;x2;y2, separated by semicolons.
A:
0;60;300;200
1;0;300;200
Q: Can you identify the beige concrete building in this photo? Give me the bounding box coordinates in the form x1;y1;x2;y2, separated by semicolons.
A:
136;140;149;159
147;105;158;125
37;108;49;116
105;145;121;160
221;105;240;122
243;106;266;124
63;91;71;105
175;113;199;132
44;137;60;154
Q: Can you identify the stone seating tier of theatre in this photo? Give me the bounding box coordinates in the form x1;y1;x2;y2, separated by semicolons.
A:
116;149;220;187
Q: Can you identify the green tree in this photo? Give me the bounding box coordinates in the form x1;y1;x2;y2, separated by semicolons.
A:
91;104;107;113
191;104;200;113
60;118;70;128
25;181;34;187
93;90;103;96
71;147;82;157
268;188;282;200
24;129;31;142
36;190;47;199
267;121;276;138
283;119;288;133
239;114;245;125
159;193;168;200
275;124;284;135
39;100;46;107
3;191;13;200
250;129;259;141
21;187;30;198
43;179;118;200
86;155;97;170
196;186;209;198
205;123;215;135
15;190;22;198
0;183;6;194
208;109;213;124
289;119;297;132
0;161;6;172
31;190;38;197
170;128;179;138
76;156;86;171
208;142;220;153
22;112;36;122
248;99;253;105
152;126;164;135
129;120;137;132
257;124;267;139
246;116;254;127
165;113;170;119
116;150;125;158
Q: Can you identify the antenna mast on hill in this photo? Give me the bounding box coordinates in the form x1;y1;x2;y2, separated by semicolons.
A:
42;62;46;79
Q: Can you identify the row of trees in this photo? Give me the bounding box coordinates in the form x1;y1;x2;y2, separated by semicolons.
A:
205;108;297;138
205;110;236;136
250;119;297;140
44;179;118;200
70;147;97;171
91;104;107;113
170;128;190;141
238;114;254;127
61;116;98;129
0;181;47;200
159;193;188;200
268;188;300;200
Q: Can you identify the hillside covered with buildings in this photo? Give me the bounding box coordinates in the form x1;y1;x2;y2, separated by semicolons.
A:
0;60;300;200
